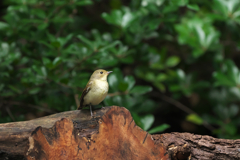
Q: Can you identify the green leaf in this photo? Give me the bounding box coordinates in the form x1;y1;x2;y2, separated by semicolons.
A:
1;91;15;97
99;41;120;52
100;58;118;66
76;0;93;6
0;84;4;91
39;41;54;49
124;75;135;90
141;114;154;131
57;34;73;46
112;95;123;107
52;57;62;68
118;82;128;91
175;16;220;57
166;56;180;67
42;57;51;66
224;123;237;136
8;85;21;94
214;0;240;21
131;112;143;129
213;72;237;87
29;88;40;94
0;72;9;78
156;74;167;82
148;124;170;134
163;5;178;13
170;0;188;6
229;104;239;118
102;10;122;26
108;73;119;91
176;69;185;80
121;8;135;28
108;68;123;91
135;99;156;113
145;72;155;81
123;95;138;109
104;96;114;106
41;66;47;77
120;56;134;64
38;23;48;30
154;82;165;92
1;42;9;54
141;0;165;7
0;22;9;30
102;8;135;28
77;35;93;48
51;41;61;49
187;4;199;11
186;114;203;125
31;9;46;19
130;86;152;95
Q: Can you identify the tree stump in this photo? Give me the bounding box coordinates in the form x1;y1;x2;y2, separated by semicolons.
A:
0;106;239;160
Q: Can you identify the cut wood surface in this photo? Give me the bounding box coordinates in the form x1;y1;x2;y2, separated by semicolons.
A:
0;106;239;160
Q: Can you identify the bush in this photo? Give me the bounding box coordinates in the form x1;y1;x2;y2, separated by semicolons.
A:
0;0;240;138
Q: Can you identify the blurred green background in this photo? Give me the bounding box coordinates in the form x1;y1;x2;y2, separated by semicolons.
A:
0;0;240;139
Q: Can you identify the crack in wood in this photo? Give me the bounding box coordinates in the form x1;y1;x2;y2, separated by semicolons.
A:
142;133;148;144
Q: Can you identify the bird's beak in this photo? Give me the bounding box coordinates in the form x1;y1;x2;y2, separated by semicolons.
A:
107;71;113;74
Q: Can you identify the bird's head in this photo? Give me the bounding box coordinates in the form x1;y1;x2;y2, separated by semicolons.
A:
90;69;112;81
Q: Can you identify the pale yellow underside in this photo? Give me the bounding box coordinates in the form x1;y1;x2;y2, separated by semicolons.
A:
83;80;109;105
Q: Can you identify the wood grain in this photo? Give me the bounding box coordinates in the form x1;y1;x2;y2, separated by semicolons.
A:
1;106;239;160
0;106;168;160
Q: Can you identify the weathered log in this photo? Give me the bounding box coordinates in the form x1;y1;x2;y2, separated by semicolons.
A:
0;106;239;160
153;133;240;160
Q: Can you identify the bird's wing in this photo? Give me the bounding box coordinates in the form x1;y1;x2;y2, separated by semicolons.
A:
77;82;92;110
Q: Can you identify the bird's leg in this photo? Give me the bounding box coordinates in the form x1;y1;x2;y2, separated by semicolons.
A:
89;103;93;117
100;102;105;109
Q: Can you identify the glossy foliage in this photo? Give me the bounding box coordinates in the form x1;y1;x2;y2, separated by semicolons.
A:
0;0;240;138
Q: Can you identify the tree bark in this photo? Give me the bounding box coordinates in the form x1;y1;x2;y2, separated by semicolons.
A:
0;106;239;160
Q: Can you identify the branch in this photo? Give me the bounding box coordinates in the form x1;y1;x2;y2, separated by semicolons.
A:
158;94;216;132
6;107;15;121
4;101;55;114
74;94;80;107
107;91;128;97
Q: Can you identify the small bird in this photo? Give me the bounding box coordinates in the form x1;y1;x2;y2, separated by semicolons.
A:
77;69;112;116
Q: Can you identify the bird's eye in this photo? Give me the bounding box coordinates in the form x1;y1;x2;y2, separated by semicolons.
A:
100;71;103;74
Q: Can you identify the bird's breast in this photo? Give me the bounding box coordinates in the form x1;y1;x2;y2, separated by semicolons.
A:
83;80;109;105
92;80;109;92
